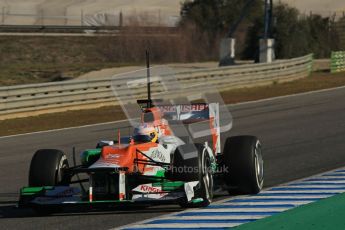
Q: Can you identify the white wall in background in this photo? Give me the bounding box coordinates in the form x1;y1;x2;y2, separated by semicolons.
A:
0;0;344;26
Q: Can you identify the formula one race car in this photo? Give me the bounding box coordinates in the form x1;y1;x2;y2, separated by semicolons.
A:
18;58;263;214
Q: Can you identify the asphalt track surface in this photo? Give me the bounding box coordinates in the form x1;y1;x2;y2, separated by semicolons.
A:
1;86;345;229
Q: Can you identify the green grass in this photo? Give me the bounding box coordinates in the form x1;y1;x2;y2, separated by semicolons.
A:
235;192;345;230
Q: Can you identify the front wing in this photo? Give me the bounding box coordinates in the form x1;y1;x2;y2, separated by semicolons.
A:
18;181;201;209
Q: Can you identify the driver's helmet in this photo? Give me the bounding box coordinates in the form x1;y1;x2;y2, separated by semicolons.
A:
133;124;158;143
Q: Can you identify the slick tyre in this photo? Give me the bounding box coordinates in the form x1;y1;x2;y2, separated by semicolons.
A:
222;136;263;194
29;149;70;187
173;144;213;208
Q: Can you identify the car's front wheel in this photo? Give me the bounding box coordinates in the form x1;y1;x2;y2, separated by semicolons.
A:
172;144;213;208
29;149;70;187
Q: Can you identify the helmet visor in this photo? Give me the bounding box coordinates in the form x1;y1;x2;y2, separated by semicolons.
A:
133;134;153;143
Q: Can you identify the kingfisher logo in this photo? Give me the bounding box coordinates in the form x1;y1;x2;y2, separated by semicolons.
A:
133;184;165;197
140;184;162;193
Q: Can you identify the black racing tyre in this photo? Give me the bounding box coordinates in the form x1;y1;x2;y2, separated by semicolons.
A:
29;149;70;187
173;144;213;208
170;144;201;181
222;136;263;194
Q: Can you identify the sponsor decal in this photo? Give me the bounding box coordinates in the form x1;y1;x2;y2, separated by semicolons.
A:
105;154;120;159
181;104;208;112
158;105;176;113
133;184;166;197
32;187;81;204
45;187;79;197
158;104;209;113
140;184;162;194
150;149;166;162
89;159;120;168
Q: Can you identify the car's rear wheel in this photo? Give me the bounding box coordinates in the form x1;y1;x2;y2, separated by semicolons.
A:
222;136;263;194
29;149;70;187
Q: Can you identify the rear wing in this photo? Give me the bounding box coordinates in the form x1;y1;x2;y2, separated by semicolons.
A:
157;103;221;155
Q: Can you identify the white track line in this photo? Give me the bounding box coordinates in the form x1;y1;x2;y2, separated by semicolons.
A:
228;84;345;107
271;185;345;188
0;119;127;140
125;223;245;228
213;201;312;205
170;215;268;220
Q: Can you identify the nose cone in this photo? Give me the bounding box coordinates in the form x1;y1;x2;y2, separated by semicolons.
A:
101;144;134;168
89;142;158;173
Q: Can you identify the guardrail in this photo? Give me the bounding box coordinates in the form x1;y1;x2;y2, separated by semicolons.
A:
0;54;313;120
331;51;345;73
0;25;179;34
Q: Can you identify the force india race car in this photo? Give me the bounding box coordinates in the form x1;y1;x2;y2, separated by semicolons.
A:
18;61;263;213
18;100;264;213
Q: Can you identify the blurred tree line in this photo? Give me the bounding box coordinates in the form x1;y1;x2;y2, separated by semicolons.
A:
179;0;345;59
